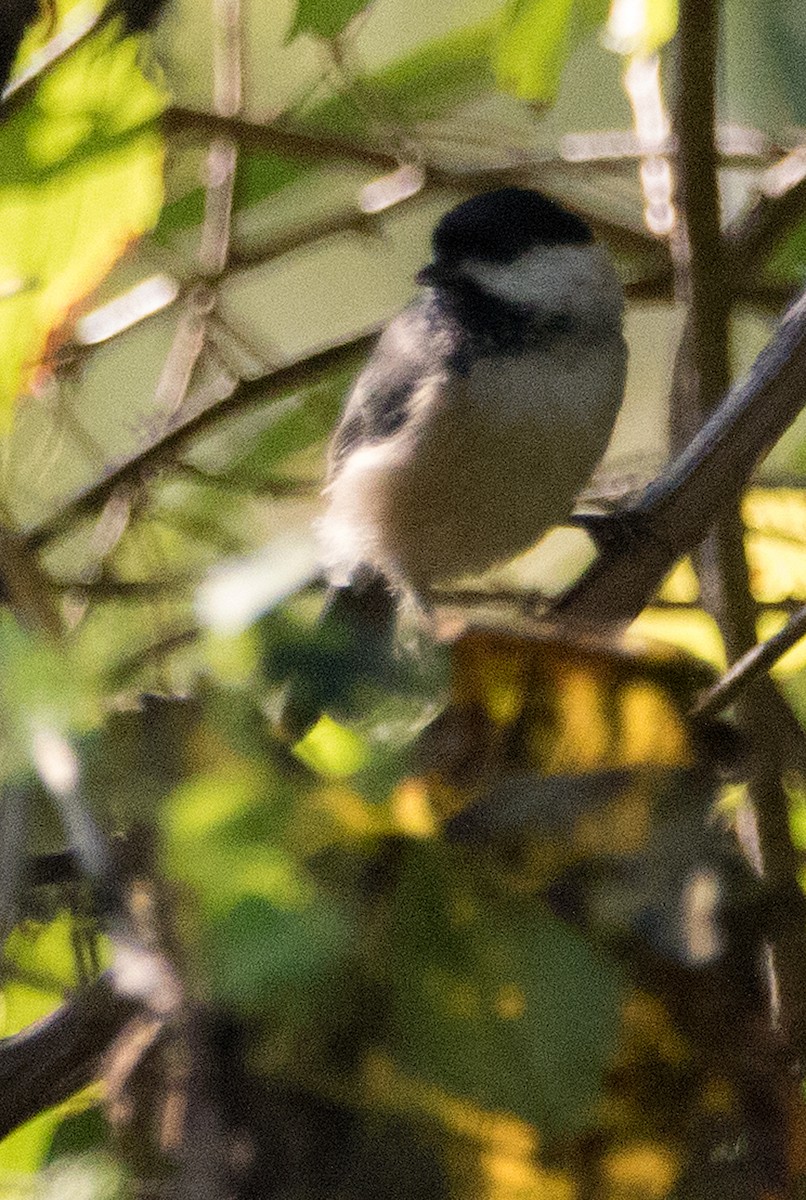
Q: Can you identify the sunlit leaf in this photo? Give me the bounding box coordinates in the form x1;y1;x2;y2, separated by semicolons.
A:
0;20;165;422
492;0;609;104
604;0;678;56
294;714;369;778
0;1116;54;1179
2;912;79;1010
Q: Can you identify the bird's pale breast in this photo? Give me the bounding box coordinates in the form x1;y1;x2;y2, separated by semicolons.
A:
322;332;626;594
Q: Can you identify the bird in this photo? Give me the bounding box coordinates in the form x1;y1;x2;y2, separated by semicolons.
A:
281;187;628;737
321;186;627;596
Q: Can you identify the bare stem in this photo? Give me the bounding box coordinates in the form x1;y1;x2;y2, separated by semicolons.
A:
23;332;377;553
694;603;806;719
675;0;806;1055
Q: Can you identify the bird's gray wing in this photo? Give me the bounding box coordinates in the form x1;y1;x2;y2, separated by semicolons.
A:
327;301;454;478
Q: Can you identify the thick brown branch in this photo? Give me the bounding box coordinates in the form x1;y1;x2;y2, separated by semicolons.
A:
555;291;806;622
0;975;141;1139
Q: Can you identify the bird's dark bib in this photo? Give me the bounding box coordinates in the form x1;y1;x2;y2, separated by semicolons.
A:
429;284;578;373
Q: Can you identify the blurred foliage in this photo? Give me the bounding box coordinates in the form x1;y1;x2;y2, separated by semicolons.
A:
0;12;164;424
0;0;805;1198
493;0;611;103
287;0;372;42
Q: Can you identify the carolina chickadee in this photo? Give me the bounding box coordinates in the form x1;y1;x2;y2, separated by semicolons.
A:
281;188;627;737
320;186;627;601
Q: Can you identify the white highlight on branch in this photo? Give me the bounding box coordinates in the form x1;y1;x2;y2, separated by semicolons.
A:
31;724;80;797
623;55;677;236
75;275;180;345
761;145;806;199
682;866;722;963
360;165;425;214
31;723;107;881
112;938;184;1015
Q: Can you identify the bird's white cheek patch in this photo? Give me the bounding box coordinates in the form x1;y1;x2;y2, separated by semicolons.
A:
462;244;624;326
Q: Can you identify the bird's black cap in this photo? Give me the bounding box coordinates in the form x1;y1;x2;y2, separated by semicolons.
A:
431;187;592;265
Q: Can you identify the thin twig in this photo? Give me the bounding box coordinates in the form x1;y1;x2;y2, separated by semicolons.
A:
151;0;243;425
60;576;194;600
107;627;199;687
197;0;241;277
729;175;806;278
0;526;63;637
164;104;557;185
22;332;377;553
693;604;806;720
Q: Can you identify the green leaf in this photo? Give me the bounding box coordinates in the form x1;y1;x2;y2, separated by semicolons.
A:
0;19;165;422
206;892;353;1013
294;22;495;139
0;1108;66;1179
382;843;624;1133
156;151;306;241
44;1108;109;1164
287;0;372;41
2;912;79;1011
493;0;609;103
161;750;359;1015
294;715;370;778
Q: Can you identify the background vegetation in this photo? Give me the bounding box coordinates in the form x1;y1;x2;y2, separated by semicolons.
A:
2;0;806;1196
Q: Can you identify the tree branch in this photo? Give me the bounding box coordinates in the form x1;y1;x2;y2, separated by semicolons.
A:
554;289;806;622
558;0;806;1054
22;332;377;553
164;105;431;179
0;974;141;1139
674;0;806;1059
693;603;806;720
